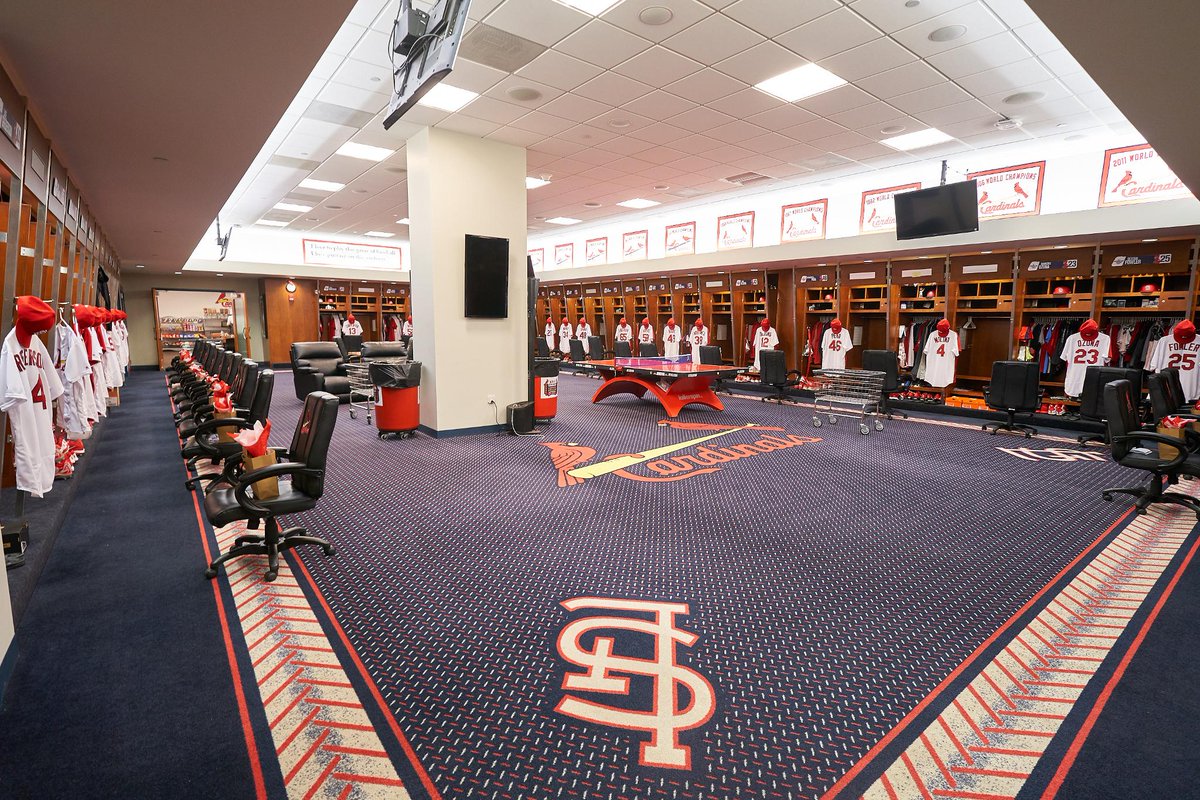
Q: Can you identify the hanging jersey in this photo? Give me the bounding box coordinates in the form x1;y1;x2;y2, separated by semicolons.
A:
576;324;592;354
544;323;556;350
615;324;633;343
754;327;780;371
1060;333;1112;396
922;331;960;388
86;328;109;417
52;324;93;440
342;319;364;336
821;328;852;371
558;324;572;355
689;326;709;360
662;326;681;358
1156;338;1200;401
637;325;654;345
0;329;65;497
402;319;413;338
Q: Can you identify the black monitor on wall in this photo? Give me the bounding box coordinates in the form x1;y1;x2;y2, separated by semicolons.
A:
894;180;979;240
464;234;509;318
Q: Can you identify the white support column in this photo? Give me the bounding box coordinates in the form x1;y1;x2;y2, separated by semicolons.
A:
408;127;528;434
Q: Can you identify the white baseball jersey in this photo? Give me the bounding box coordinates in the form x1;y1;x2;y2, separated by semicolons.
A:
637;325;655;345
575;323;592;355
558;323;572;355
1155;337;1200;401
820;328;852;371
342;319;363;336
544;322;556;351
101;325;123;389
402;319;413;338
52;324;93;440
1060;332;1112;397
0;329;65;497
614;324;633;343
754;327;780;372
662;325;681;358
922;331;960;388
689;325;709;361
85;327;109;417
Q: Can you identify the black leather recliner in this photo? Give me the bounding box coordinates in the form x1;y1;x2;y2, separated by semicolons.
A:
361;341;408;359
290;342;351;402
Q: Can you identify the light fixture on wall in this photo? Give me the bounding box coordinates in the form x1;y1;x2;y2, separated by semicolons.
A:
285;280;297;302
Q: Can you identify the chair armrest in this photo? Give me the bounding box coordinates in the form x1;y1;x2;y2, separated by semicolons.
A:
334;361;348;375
294;365;319;375
192;416;251;439
1113;432;1190;469
293;359;311;369
233;462;322;514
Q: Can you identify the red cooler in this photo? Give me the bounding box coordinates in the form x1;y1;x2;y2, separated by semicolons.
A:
533;358;559;421
370;360;421;438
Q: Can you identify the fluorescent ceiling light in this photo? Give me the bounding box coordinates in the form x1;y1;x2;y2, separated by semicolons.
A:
617;198;660;209
526;177;551;189
256;219;289;227
299;178;345;192
555;0;624;13
755;64;847;103
274;202;312;212
364;231;395;238
417;84;479;112
336;142;395;162
881;128;954;150
547;217;581;225
396;218;410;225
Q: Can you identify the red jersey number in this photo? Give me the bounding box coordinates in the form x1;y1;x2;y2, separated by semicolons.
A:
1073;348;1100;365
936;344;946;357
828;339;842;351
1168;352;1197;370
31;376;46;410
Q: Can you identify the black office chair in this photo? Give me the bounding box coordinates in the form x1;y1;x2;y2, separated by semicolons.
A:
1101;379;1200;517
982;361;1040;437
182;370;275;488
1153;368;1191;414
638;342;658;357
1077;366;1143;445
613;340;632;359
757;350;800;402
337;335;364;361
173;352;242;413
698;345;723;366
202;390;339;582
588;335;607;359
178;360;260;440
862;349;907;420
569;338;587;362
536;339;550;358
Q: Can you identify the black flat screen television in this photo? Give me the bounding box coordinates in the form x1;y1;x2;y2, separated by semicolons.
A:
464;234;509;318
894;180;979;240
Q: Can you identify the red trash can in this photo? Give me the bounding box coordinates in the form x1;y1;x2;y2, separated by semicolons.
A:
533;358;559;421
371;360;421;438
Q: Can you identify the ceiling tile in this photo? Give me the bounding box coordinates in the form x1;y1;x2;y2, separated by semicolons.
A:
1058;71;1102;97
332;57;391;90
485;75;566;109
628;121;694;145
601;0;715;43
853;115;923;139
829;101;905;130
856;60;947;97
661;13;764;64
668;154;721;172
574;72;654;106
889;81;973;114
838;142;895;161
1037;48;1086;77
939;116;1003;139
586;108;657;133
317;82;388;114
746;104;817;130
560;123;621;146
622;90;696;119
326;22;367;57
808;130;875;151
1005;96;1087;125
1012;22;1063;55
531;137;588;157
960;128;1033;148
664;69;745;104
509;110;578;136
713;41;807;85
925;31;1030;78
485;0;590;47
558;19;653;68
891;2;1008;58
978;77;1072;111
725;0;842;37
772;142;826;164
730;154;785;172
818;37;917;82
460;96;531;125
468;0;505;20
516;50;605;91
613;46;704;85
848;0;974;34
776;8;881;62
783;117;848;142
741;131;797;154
981;0;1039;28
955;59;1054;97
796;84;876;116
707;119;771;144
758;163;815;179
666;106;738;133
538;92;612;122
709;87;780;118
915;98;995;126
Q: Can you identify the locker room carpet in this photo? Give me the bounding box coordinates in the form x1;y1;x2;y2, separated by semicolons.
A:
253;371;1200;800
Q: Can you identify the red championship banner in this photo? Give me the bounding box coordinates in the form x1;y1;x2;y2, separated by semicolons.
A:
860;183;920;234
554;243;573;269
622;230;648;261
665;222;696;256
585;237;607;266
717;211;754;250
1099;144;1193;207
528;248;544;270
968;161;1045;220
780;199;827;243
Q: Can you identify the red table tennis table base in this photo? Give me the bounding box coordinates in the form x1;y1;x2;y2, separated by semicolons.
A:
591;373;725;417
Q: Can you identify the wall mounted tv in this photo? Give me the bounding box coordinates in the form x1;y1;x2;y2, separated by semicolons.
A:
383;0;473;129
464;234;509;318
894;180;979;240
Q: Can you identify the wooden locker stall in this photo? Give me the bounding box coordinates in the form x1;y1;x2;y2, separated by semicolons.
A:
699;273;732;363
946;252;1015;394
317;279;350;341
839;261;888;369
1096;238;1194;369
381;283;408;341
1014;245;1097;392
795;264;838;376
671;274;699;329
621;278;647;332
546;284;565;324
891;256;948;384
769;269;796;370
646;279;672;332
731;271;767;367
563;284;583;326
0;164;11;304
581;281;603;339
349;281;380;341
600;280;624;347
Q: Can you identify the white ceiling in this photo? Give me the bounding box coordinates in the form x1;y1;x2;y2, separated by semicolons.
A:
220;0;1133;244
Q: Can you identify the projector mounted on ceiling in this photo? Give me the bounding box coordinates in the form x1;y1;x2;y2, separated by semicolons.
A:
383;0;474;129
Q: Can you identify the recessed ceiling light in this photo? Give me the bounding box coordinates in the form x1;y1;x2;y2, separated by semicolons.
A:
364;231;395;238
326;205;344;210
617;198;660;209
216;273;224;277
417;83;478;112
174;271;182;275
534;216;547;221
557;0;623;13
351;189;369;194
638;6;674;25
905;0;920;7
135;264;145;268
1143;238;1158;242
526;176;551;189
386;166;407;174
583;201;602;208
756;63;847;103
980;250;992;254
369;76;382;83
299;178;345;192
1064;133;1088;142
994;117;1022;130
547;217;581;225
306;217;319;221
928;24;967;42
1054;245;1069;249
881;127;954;150
653;184;670;191
256;219;289;227
336;142;395;162
274;202;313;212
608;119;632;129
881;125;906;135
396;217;410;225
1003;90;1046;105
507;87;543;103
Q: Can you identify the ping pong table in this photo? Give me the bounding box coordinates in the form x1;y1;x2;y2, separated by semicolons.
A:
580;355;744;417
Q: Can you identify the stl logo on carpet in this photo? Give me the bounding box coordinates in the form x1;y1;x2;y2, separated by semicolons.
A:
554;596;715;770
544;419;821;486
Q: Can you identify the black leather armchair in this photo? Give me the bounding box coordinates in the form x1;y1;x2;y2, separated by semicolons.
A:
983;360;1040;437
757;350;800;402
182;370;275;488
290;342;351;402
1077;366;1142;445
360;341;408;359
202;390;339;582
1101;379;1200;517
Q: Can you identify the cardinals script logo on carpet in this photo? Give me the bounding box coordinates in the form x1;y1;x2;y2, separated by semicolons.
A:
544;420;820;486
555;597;715;770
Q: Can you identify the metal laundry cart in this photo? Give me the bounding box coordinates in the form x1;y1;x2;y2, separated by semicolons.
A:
344;362;375;421
811;369;886;435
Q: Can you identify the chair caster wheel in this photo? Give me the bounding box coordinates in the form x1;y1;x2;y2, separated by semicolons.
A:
264;570;277;582
204;567;218;579
349;410;357;420
981;425;988;431
1025;432;1032;439
323;545;336;556
1103;492;1113;502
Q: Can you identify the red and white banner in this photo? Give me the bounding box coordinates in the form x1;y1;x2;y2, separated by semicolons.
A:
622;230;648;261
1099;144;1193;207
585;237;607;266
968;161;1045;220
554;243;573;269
717;211;754;250
780;199;827;243
860;183;920;234
528;248;543;270
665;222;696;256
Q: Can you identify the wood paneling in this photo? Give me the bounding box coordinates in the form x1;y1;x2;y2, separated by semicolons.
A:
262;277;318;365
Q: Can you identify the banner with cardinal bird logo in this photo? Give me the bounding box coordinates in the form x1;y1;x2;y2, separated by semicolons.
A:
717;211;754;250
780;199;827;243
1099;143;1192;207
968;161;1045;220
860;183;919;234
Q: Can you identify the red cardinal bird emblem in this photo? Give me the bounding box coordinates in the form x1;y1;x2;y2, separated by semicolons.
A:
867;207;878;224
811;212;820;224
543;442;596;487
1013;182;1029;199
978;190;990;206
1113;169;1134;191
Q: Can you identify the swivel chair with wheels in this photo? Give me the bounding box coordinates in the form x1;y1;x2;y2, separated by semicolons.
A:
983;360;1040;437
613;340;632;359
757;350;800;402
202;390;340;582
698;345;723;366
178;360;260;440
861;349;907;420
638;342;657;357
568;338;587;362
337;335;363;361
1077;366;1142;445
588;335;608;359
182;370;275;488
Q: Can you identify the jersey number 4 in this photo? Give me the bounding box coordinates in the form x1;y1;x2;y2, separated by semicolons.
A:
1168;352;1197;370
936;344;946;357
31;376;46;409
1073;348;1100;365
